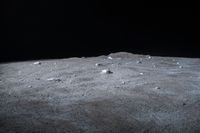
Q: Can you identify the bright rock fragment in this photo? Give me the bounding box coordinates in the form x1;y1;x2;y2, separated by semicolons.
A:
136;60;142;64
101;69;113;74
146;55;152;59
154;86;160;90
95;63;103;66
33;61;41;65
107;56;113;60
121;81;125;84
47;78;62;82
179;66;183;68
139;72;144;75
28;85;32;88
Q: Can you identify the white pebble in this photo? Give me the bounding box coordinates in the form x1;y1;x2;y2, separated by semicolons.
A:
28;85;32;88
121;81;125;84
136;60;142;64
108;56;113;60
179;66;183;68
95;63;102;66
33;61;41;65
146;55;152;59
154;86;160;90
101;69;113;74
176;62;180;65
139;72;144;75
47;78;62;82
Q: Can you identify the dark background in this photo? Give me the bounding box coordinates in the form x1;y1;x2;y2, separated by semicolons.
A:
3;0;200;62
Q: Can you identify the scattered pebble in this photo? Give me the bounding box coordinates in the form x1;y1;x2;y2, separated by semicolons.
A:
139;72;144;75
136;60;142;64
28;85;32;88
121;81;125;84
146;55;152;59
95;63;102;66
154;86;160;90
47;78;62;82
179;66;183;69
108;56;113;60
176;62;180;65
33;61;41;65
101;69;113;74
183;103;186;106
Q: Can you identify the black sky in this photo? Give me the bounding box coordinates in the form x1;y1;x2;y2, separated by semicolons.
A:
3;0;200;62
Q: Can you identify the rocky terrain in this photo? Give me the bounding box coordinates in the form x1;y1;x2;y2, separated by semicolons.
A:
0;52;200;133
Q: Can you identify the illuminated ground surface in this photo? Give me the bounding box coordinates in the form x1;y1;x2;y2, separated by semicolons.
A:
0;52;200;133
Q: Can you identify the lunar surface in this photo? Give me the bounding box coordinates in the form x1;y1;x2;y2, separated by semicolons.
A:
0;52;200;133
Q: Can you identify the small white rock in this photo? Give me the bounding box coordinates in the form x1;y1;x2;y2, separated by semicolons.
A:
146;55;152;59
154;86;160;90
28;85;32;88
139;72;144;75
95;63;102;66
33;61;41;65
176;62;180;65
47;78;55;81
121;81;125;84
179;66;183;68
108;56;113;60
136;60;142;64
47;78;62;82
101;69;113;74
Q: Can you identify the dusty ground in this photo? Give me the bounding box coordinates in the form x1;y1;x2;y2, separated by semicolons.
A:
0;52;200;133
